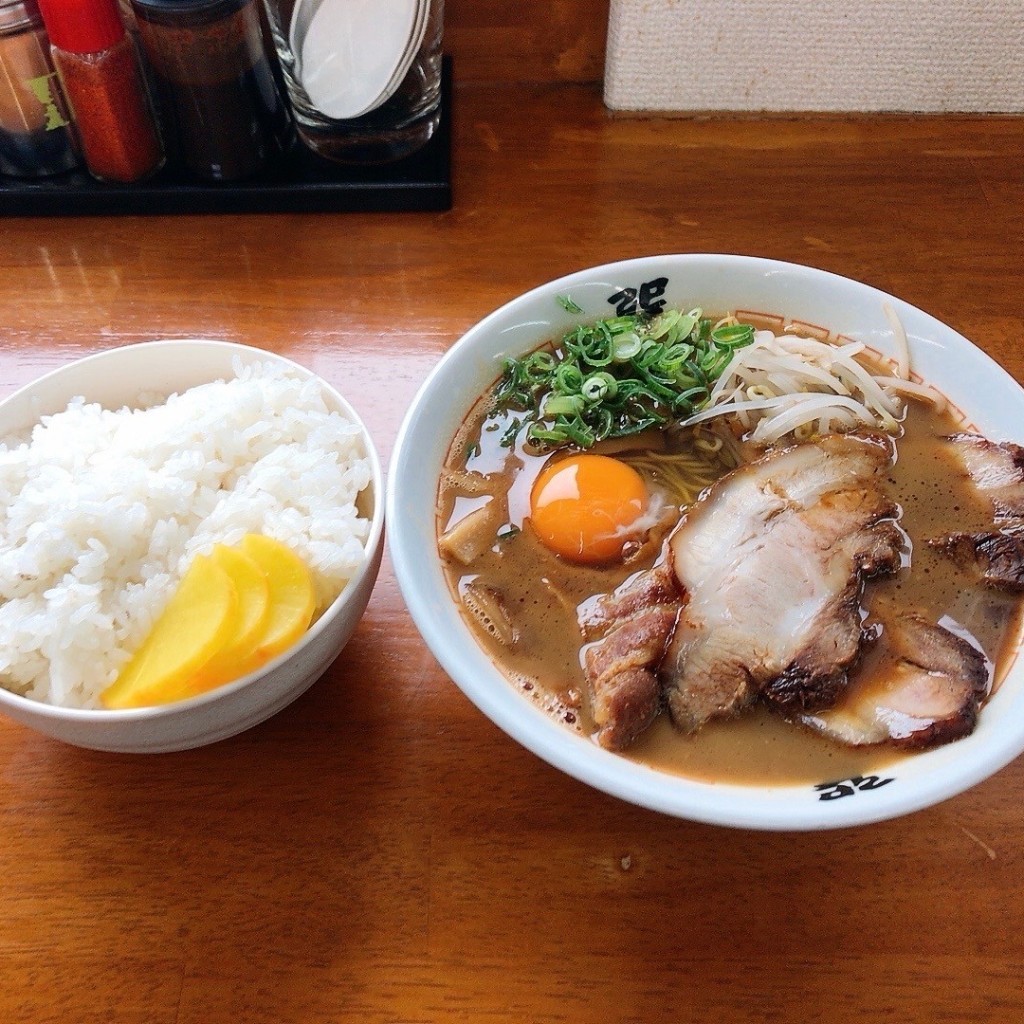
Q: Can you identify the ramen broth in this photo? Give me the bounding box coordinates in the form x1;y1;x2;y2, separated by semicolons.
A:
438;341;1024;785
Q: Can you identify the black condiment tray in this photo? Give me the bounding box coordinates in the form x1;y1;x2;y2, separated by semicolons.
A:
0;59;452;216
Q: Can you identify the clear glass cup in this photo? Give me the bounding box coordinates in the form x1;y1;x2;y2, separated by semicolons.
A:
261;0;442;165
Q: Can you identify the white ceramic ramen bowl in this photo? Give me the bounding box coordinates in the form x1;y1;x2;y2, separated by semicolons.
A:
0;340;384;754
388;253;1024;830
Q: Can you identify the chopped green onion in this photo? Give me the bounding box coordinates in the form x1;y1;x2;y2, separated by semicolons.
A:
582;373;617;402
711;323;755;347
556;295;584;314
494;304;756;450
554;362;584;392
544;394;585;417
611;332;643;362
524;351;557;378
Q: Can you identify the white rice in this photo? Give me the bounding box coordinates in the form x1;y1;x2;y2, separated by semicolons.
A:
0;360;372;709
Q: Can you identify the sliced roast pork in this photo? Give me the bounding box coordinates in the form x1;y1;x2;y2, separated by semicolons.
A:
943;433;1024;519
579;563;679;749
930;434;1024;590
930;527;1024;592
801;615;990;748
661;434;903;734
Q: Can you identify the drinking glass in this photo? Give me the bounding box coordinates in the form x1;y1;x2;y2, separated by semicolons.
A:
261;0;443;164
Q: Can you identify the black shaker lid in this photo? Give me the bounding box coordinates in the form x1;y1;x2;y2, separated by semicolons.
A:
130;0;250;27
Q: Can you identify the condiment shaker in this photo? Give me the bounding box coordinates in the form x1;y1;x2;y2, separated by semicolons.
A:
36;0;164;183
130;0;292;181
0;0;78;177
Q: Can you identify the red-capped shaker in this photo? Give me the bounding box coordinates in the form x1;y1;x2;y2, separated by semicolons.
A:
37;0;163;183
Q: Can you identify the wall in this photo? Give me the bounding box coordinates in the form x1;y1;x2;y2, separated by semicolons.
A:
605;0;1024;113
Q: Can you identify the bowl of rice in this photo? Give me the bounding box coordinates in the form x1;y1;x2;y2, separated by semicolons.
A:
0;339;384;753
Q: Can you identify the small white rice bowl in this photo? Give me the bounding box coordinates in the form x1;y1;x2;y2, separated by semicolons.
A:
0;340;384;752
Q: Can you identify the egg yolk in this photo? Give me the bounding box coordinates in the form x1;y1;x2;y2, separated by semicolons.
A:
529;454;648;564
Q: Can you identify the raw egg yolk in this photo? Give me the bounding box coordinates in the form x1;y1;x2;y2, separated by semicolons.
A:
529;454;648;564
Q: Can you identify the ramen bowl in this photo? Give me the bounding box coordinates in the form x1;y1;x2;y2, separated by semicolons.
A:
0;340;385;753
388;253;1024;829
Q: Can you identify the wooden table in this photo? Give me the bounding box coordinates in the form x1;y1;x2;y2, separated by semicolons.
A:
1;82;1023;1023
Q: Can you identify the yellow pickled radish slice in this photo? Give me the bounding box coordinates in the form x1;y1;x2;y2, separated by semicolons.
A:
239;534;316;669
101;554;238;709
187;543;271;694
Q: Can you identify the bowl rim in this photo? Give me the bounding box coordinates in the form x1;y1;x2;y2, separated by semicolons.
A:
0;338;385;723
387;252;1024;830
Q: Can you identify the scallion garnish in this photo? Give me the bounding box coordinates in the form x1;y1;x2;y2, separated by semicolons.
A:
494;307;756;449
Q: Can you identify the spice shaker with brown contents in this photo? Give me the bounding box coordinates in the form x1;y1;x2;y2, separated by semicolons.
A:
0;0;79;176
37;0;163;183
130;0;292;182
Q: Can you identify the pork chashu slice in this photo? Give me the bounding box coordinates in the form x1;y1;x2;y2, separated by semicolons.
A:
943;432;1024;520
580;563;680;750
929;434;1024;591
801;614;989;749
662;433;903;734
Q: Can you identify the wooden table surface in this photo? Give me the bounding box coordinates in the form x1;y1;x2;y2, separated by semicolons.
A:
1;82;1023;1024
